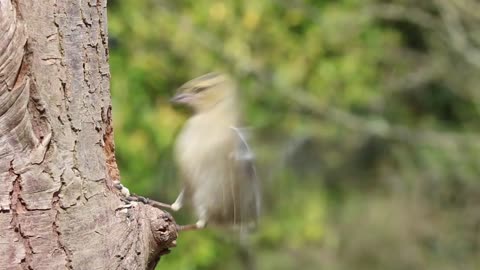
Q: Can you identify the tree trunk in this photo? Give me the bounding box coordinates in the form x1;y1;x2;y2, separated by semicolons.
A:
0;0;177;269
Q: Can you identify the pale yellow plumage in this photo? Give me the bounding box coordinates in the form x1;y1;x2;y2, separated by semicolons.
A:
170;73;260;230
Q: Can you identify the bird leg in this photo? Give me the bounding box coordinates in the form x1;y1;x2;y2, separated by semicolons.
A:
177;219;207;231
114;182;173;210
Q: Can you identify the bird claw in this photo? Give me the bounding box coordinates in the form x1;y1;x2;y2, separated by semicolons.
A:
137;196;149;204
114;182;131;197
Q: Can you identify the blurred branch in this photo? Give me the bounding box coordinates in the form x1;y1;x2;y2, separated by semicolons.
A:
363;3;439;29
365;1;480;69
280;87;480;149
455;0;480;20
384;57;444;93
436;0;480;68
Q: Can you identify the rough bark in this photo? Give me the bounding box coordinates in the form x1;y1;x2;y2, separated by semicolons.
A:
0;0;177;269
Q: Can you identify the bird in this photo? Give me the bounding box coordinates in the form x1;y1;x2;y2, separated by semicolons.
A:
169;72;261;231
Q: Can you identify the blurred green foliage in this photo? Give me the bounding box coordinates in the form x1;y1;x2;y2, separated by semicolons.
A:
108;0;480;269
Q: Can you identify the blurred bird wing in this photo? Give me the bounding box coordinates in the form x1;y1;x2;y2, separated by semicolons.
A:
230;127;254;160
230;126;261;222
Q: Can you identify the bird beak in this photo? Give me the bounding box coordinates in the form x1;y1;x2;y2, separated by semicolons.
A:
170;93;193;104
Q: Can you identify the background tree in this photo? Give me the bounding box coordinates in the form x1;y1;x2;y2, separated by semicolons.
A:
0;1;176;269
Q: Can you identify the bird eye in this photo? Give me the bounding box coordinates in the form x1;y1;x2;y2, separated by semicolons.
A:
193;86;208;93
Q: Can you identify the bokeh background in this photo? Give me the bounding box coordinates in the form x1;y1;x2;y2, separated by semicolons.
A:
107;0;480;269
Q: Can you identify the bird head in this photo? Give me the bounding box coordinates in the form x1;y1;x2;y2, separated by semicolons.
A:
171;73;236;112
